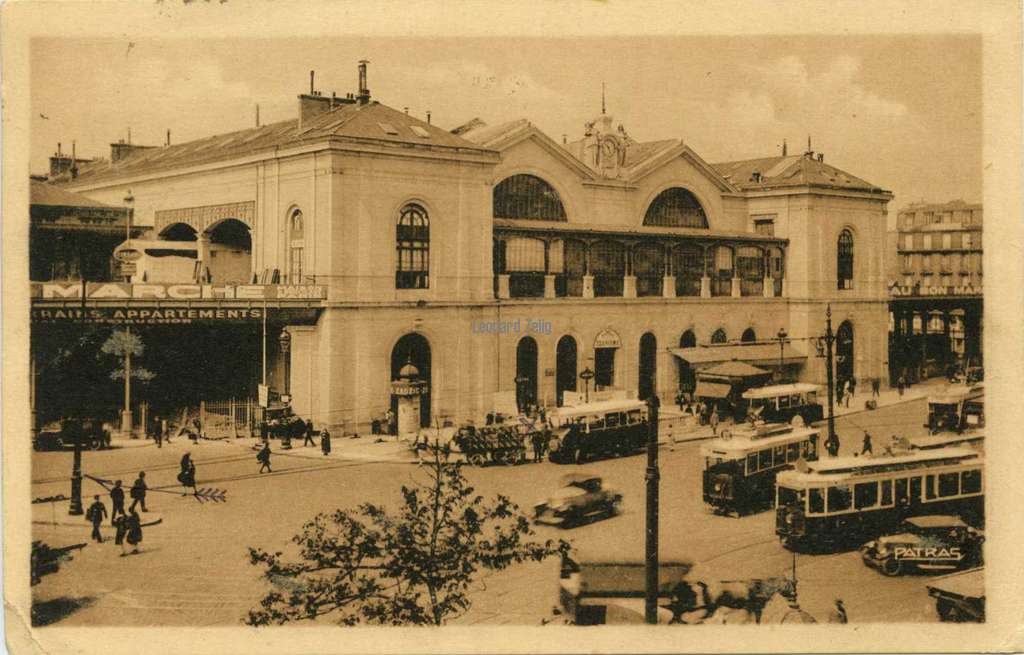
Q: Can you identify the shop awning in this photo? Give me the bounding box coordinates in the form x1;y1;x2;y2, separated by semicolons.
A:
670;343;807;369
694;381;732;399
700;361;770;379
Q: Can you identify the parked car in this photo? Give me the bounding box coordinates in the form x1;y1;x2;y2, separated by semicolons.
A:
534;474;622;528
33;419;110;451
860;515;984;576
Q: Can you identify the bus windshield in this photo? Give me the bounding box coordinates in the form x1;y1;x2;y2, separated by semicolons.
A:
777;486;804;508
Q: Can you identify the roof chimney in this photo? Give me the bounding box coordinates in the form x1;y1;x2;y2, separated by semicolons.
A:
426;110;432;125
782;139;787;156
310;70;315;95
256;103;260;127
166;129;171;146
357;60;370;104
297;70;355;129
110;140;155;163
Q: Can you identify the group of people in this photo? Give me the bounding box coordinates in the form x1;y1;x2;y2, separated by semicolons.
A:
84;470;159;556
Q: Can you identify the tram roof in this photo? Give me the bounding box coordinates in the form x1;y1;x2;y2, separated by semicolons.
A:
777;447;982;484
927;383;984;404
743;383;821;399
701;424;819;455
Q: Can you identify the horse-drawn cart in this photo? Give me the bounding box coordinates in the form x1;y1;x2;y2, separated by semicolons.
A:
453;425;529;466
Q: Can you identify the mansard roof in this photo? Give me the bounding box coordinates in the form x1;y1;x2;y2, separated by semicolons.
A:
711;154;889;194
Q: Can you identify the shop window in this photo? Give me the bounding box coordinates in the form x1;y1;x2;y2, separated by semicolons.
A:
854;482;878;509
808;488;825;514
396;203;429;289
961;469;982;494
837;229;854;290
827;485;852;512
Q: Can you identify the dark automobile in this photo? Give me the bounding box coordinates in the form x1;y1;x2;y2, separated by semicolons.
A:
534;474;622;528
33;419;110;451
860;515;984;576
927;568;984;622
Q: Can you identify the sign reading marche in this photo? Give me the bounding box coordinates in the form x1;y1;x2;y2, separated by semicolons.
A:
32;282;327;301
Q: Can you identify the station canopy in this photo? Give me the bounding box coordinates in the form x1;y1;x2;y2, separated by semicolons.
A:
670;343;807;370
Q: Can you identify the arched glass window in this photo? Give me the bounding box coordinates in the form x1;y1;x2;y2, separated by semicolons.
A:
288;209;304;283
493;174;567;221
634;242;664;297
711;328;728;344
396;203;429;289
673;243;703;296
741;328;757;343
643;188;709;228
837;229;854;290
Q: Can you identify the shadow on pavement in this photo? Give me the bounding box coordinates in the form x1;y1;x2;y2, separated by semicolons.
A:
31;596;97;626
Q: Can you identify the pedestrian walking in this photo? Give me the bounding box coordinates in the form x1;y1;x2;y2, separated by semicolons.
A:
154;415;163;449
178;452;197;495
843;380;852;408
828;599;848;624
303;419;316;447
849;377;857;398
114;514;128;550
871;377;881;398
320;429;332;457
709;407;720;436
861;432;873;456
897;373;905;397
835;381;845;408
86;495;107;543
531;430;543;463
123;510;143;556
129;472;148;513
257;443;272;473
110;479;126;525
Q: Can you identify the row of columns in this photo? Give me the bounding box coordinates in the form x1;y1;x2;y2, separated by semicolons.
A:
496;273;786;300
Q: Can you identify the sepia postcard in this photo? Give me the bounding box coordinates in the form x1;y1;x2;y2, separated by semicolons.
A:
3;1;1022;653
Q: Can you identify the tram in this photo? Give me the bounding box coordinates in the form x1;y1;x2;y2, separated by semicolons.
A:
926;383;984;434
701;423;820;515
775;447;983;552
741;384;824;426
547;399;648;464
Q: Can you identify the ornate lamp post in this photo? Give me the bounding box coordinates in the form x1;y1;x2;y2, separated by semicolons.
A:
815;305;839;456
579;367;595;404
643;395;660;624
121;189;135;439
68;421;84;516
278;330;292;449
776;328;789;382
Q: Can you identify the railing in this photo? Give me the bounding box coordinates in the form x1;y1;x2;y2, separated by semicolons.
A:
712;276;732;297
508;272;545;298
741;277;762;297
593;274;624;297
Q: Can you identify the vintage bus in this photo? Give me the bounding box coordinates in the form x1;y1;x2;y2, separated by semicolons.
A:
926;383;984;434
741;384;824;426
701;424;820;515
547;398;648;464
775;447;983;552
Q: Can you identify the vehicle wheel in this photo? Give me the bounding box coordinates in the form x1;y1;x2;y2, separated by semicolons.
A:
880;557;902;576
936;599;955;622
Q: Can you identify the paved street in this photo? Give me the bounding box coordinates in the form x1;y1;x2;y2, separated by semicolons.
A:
31;393;955;627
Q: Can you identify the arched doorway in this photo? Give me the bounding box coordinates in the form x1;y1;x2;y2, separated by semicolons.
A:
390;333;431;428
836;321;854;387
638;332;657;401
677;330;697;399
555;335;577;407
205;218;253;284
516;337;539;412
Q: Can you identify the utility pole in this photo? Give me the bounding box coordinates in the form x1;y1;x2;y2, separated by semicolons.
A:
121;190;134;438
644;395;660;624
68;424;83;515
823;305;838;456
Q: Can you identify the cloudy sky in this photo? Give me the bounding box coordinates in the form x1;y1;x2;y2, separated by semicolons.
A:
31;35;981;209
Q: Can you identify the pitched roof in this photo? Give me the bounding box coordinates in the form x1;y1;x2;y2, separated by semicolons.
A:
30;179;118;209
458;119;530;147
711;154;888;193
57;102;496;186
700;361;771;378
622;139;678;168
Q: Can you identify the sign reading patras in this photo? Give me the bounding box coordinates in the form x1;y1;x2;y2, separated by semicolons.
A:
32;282;326;301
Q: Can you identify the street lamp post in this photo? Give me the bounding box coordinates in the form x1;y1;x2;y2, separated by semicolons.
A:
68;421;84;515
643;395;660;625
816;305;839;456
121;190;135;438
776;328;788;382
579;367;595;404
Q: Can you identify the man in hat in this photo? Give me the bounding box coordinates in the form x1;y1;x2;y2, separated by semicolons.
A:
129;472;148;512
861;432;873;456
109;479;126;525
257;442;272;473
828;599;848;624
303;419;317;447
86;495;107;543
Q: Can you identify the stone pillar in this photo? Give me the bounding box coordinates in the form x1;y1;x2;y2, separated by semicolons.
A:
582;275;595;299
662;276;676;298
623;275;637;298
497;274;510;299
700;276;711;298
397;395;421;438
763;276;774;298
731;276;741;298
544;274;556;299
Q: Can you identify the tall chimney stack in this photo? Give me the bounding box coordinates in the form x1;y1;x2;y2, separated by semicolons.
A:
426;110;432;125
166;129;171;146
357;60;370;104
256;103;260;127
310;70;315;95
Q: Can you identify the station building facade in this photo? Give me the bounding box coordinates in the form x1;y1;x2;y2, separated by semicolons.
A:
50;67;893;433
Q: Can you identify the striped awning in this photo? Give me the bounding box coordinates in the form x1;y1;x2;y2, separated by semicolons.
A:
694;381;732;399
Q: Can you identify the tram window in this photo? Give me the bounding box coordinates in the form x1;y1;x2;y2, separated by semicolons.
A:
791;395;802;406
854;482;878;509
778;395;791;409
759;449;772;470
808;488;825;514
605;413;620;428
926;475;936;500
746;453;758;474
627;410;643;424
588;417;605;430
827;485;852;512
773;446;786;465
778;487;803;508
938;472;960;497
961;470;982;494
881;480;893;505
787;442;801;462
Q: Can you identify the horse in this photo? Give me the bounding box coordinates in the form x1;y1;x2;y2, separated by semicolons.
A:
665;577;795;624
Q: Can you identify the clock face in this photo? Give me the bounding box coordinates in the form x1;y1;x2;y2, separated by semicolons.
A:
601;138;617;157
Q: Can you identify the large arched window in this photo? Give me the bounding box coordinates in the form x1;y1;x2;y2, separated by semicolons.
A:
493;174;567;221
288;209;304;283
741;328;757;343
643;188;709;228
837;229;854;290
396;203;429;289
